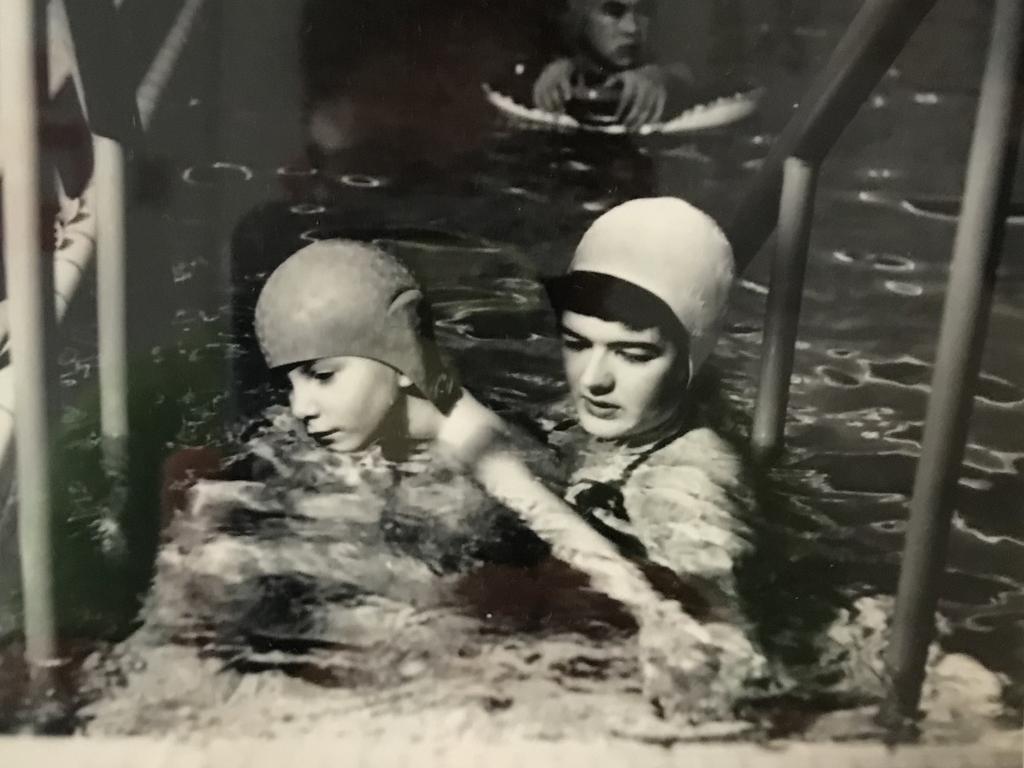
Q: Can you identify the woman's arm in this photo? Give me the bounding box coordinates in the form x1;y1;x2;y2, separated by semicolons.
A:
437;390;664;613
436;390;768;720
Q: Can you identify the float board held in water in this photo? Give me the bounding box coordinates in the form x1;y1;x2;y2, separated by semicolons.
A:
482;83;763;136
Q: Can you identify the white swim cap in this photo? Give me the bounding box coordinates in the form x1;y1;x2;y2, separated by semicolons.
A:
254;240;450;402
567;197;735;378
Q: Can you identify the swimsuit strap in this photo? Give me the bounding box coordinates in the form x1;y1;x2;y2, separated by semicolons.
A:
615;429;683;489
570;429;682;558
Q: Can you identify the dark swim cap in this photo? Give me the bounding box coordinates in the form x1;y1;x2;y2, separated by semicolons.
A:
254;240;457;406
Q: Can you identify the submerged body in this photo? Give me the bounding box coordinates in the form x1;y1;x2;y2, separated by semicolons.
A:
81;395;768;736
561;423;754;603
80;396;1010;738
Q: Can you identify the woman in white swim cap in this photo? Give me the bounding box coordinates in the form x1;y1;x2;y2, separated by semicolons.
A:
548;196;734;444
547;198;755;608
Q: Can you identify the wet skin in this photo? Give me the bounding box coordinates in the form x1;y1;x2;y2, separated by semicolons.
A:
287;356;409;452
560;310;688;442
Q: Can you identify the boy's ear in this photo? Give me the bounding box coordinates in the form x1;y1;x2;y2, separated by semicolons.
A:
389;288;425;334
388;289;423;315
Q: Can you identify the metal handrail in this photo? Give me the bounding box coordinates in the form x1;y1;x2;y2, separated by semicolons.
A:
0;0;60;679
750;158;817;460
881;0;1024;727
726;0;939;273
0;0;207;691
135;0;207;131
744;0;1024;729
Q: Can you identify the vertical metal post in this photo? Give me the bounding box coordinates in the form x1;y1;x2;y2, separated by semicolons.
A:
136;0;208;131
751;157;819;460
94;136;129;469
880;0;1024;726
0;0;59;672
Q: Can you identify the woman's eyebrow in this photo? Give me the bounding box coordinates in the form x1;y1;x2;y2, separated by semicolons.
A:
608;341;663;352
558;324;588;340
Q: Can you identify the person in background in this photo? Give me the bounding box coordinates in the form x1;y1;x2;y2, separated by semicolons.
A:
532;0;695;129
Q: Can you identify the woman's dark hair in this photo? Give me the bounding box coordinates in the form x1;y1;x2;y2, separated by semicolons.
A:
546;270;690;355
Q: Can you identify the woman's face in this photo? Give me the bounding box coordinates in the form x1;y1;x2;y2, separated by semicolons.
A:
287;356;406;452
560;310;688;442
578;0;649;71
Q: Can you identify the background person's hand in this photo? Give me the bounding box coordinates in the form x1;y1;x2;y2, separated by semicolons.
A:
612;65;668;130
532;58;575;113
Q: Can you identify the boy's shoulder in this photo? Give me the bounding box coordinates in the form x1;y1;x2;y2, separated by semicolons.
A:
437;389;568;487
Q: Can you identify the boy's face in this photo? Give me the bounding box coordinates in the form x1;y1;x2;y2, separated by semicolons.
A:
560;310;687;441
287;356;405;452
579;0;650;71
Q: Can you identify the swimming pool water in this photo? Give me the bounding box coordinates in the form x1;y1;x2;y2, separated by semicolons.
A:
3;0;1022;735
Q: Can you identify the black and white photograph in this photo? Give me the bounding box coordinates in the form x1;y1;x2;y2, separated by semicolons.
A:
0;0;1022;765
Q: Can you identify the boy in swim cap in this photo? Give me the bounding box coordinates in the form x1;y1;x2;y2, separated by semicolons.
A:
252;238;586;576
546;197;754;602
532;0;694;130
254;239;461;456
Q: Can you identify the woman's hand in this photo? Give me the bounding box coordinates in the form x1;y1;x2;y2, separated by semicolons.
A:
532;58;576;113
611;64;668;130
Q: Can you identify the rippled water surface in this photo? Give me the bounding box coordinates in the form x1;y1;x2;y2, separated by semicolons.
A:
6;0;1023;735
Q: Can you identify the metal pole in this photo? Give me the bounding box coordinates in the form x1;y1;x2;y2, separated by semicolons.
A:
0;0;59;672
751;157;818;460
136;0;208;131
880;0;1024;727
726;0;938;273
94;136;129;469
